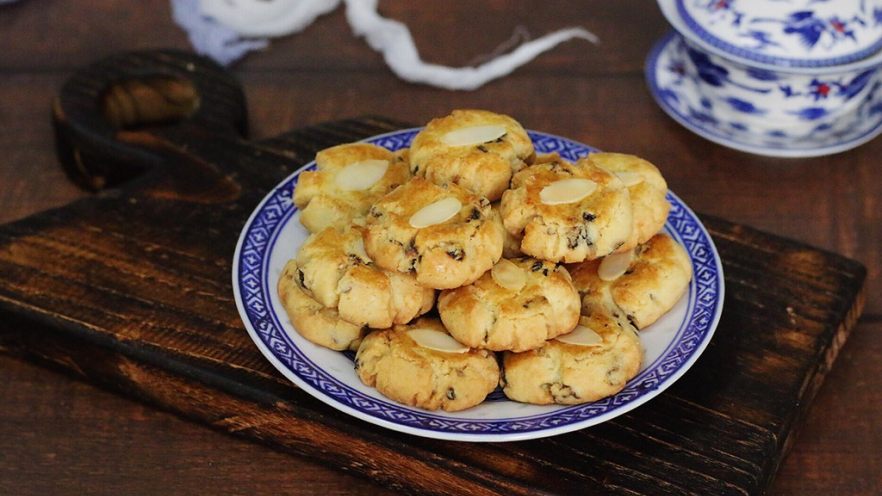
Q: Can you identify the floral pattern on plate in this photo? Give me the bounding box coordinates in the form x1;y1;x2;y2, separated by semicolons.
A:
232;128;725;442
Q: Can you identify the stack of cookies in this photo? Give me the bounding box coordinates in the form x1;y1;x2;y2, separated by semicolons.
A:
278;109;693;412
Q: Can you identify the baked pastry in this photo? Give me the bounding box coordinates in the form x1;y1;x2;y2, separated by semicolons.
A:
293;143;410;232
569;233;692;330
364;177;504;289
290;226;434;329
355;318;500;411
409;109;534;201
500;157;633;263
277;259;365;351
501;311;643;405
438;258;581;352
587;153;669;251
492;202;523;258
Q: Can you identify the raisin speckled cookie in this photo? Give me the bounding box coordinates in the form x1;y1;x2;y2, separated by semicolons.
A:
289;226;435;330
438;258;580;352
293;143;411;232
569;233;692;330
500;157;633;263
501;311;643;405
492;202;523;258
364;177;504;289
355;318;500;411
277;259;366;351
587;153;669;251
409;109;534;201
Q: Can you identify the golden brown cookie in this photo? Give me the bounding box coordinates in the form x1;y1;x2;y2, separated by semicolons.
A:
292;226;435;329
277;259;365;351
492;202;523;258
409;109;534;201
355;318;500;412
501;311;643;405
500;157;633;263
364;177;504;289
438;258;580;352
293;143;410;232
569;233;692;330
587;153;669;251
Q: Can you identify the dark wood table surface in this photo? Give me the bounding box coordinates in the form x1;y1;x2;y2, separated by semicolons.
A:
1;1;880;494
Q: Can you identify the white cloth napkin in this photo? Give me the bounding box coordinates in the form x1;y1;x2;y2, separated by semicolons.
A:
176;0;597;90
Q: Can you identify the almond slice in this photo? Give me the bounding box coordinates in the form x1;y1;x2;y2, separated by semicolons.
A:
555;322;603;347
441;124;507;147
335;159;389;191
615;171;644;187
409;197;462;228
490;259;526;291
539;178;597;205
597;249;635;282
406;328;470;353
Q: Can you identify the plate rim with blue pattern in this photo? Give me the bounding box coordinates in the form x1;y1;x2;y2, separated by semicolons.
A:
232;128;725;442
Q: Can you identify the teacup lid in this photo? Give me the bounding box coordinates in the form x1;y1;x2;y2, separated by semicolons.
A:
675;0;882;68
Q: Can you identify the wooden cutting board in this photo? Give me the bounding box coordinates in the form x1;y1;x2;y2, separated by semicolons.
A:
0;50;867;495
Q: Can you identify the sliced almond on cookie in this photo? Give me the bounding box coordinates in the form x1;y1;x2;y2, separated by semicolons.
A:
597;249;635;281
615;171;644;187
539;178;597;205
490;259;526;291
409;197;462;228
407;328;470;353
441;125;507;147
555;319;603;347
335;159;389;191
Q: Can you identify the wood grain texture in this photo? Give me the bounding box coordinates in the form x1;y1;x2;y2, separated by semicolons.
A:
0;44;869;493
0;1;880;495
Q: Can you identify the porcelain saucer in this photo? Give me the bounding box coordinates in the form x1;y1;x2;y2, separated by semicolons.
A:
646;31;882;157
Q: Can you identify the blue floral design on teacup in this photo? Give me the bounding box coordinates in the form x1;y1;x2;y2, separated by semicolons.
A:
678;0;882;67
676;35;881;136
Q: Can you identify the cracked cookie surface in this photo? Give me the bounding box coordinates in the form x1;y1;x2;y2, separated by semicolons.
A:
292;226;435;329
277;259;366;351
293;143;411;232
409;109;534;201
501;310;643;405
364;177;503;289
587;152;669;251
500;157;633;263
355;318;500;411
569;233;692;330
438;258;581;352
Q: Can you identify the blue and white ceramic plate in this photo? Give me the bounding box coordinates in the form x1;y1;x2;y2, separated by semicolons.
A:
232;129;725;442
647;32;882;157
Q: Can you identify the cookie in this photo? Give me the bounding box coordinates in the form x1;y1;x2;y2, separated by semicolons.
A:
355;318;500;411
293;143;411;232
438;258;581;352
587;153;669;251
292;226;435;329
409;109;534;201
500;157;633;263
492;202;523;258
568;233;692;330
277;259;365;351
501;311;643;405
364;177;504;289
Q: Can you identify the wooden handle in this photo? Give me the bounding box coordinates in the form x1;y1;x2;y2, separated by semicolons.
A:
52;50;248;196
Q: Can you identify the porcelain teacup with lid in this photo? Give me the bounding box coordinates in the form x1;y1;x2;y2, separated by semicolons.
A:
647;0;882;157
